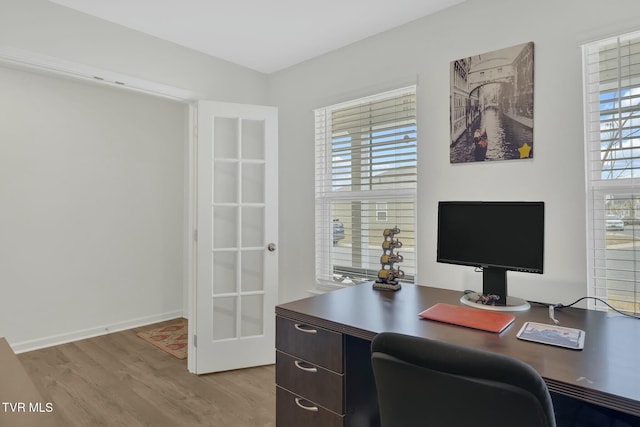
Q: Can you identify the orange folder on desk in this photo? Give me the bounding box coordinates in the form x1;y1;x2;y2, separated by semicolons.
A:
418;303;515;333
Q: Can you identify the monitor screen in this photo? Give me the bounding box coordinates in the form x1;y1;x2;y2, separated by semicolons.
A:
437;201;544;273
437;201;544;310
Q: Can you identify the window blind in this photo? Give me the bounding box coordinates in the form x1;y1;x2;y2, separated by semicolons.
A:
583;30;640;314
315;87;417;287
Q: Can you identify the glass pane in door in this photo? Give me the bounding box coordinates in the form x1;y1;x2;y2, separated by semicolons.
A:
242;207;264;247
241;250;264;292
242;163;264;203
213;296;237;340
214;161;237;203
214;117;238;159
242;120;265;160
241;294;264;337
213;252;237;294
213;206;237;248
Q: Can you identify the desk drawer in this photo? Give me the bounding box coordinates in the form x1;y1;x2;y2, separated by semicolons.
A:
276;386;343;427
276;316;343;373
276;350;343;414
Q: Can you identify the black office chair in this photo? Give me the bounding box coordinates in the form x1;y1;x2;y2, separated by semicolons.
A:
371;332;556;427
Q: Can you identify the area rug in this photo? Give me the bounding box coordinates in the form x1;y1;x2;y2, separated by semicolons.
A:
136;318;188;360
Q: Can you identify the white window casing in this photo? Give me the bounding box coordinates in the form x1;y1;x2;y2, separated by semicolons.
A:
315;87;417;288
583;30;640;314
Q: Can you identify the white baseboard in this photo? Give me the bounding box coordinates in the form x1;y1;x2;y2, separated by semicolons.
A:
10;311;185;354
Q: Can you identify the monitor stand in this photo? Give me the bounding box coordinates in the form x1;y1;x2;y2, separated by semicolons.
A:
459;267;531;312
460;292;530;312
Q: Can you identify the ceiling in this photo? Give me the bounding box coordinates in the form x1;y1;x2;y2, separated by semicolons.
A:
49;0;466;74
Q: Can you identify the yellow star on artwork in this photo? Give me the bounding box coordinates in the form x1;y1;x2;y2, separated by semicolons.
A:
518;143;532;158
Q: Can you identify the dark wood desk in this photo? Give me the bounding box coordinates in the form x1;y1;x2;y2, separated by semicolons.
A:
275;283;640;426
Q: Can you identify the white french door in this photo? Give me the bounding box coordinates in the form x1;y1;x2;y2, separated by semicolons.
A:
194;101;278;374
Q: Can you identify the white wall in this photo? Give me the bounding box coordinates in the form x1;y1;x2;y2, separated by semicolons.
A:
270;0;640;304
0;66;187;350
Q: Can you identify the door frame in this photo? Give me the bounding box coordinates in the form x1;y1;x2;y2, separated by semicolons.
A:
186;103;199;373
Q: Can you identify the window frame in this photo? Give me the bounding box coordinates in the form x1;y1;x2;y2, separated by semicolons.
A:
583;30;640;314
314;86;418;289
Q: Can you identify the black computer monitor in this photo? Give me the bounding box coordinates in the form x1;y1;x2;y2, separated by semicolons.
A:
437;201;544;311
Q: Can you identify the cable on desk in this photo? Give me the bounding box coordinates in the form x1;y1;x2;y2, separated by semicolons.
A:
529;297;640;323
548;305;559;324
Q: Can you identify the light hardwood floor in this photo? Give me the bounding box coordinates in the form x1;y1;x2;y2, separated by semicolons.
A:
18;319;276;427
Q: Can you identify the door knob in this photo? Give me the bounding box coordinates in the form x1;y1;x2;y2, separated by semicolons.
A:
267;243;276;252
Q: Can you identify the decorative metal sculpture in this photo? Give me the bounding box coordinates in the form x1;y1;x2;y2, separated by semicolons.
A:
373;226;404;291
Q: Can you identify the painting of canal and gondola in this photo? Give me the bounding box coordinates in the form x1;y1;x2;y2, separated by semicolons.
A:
450;42;534;163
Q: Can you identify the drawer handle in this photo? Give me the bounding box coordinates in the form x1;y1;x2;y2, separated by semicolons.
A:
294;360;318;373
294;397;319;412
294;324;317;334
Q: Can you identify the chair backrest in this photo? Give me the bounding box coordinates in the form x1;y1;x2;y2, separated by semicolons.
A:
371;332;556;427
